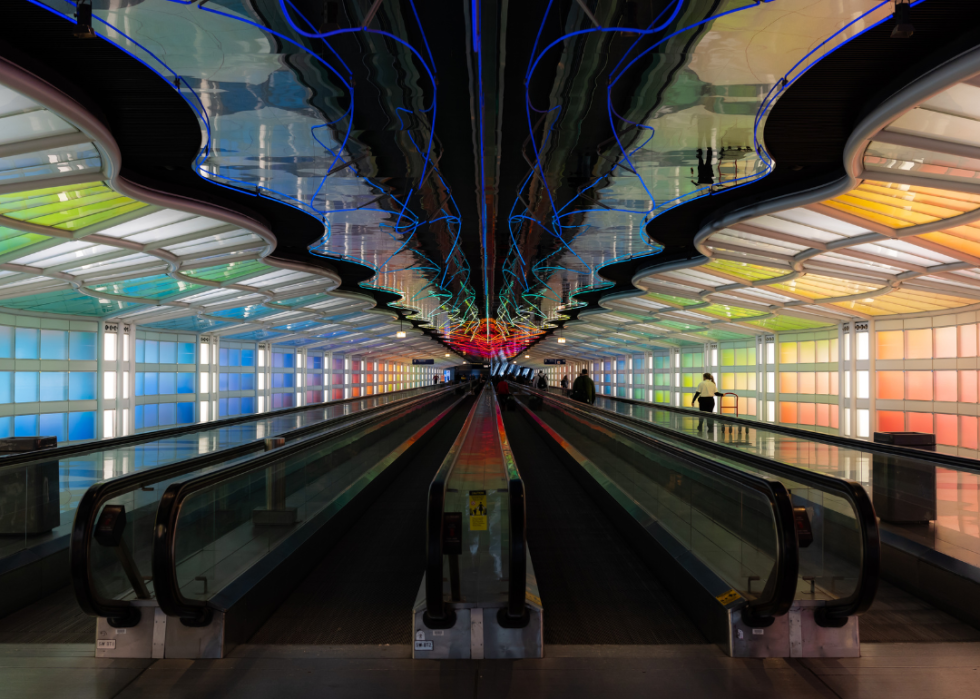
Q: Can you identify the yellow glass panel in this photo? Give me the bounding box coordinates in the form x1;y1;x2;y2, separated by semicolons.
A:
799;341;816;363
907;329;933;359
877;331;904;359
721;373;735;390
847;186;959;222
822;199;911;229
704;259;785;282
816;372;830;395
779;342;797;364
919;231;980;258
860;182;980;214
772;274;880;300
830;338;839;362
735;373;748;391
815;340;830;363
748;373;757;391
799;372;816;394
834;289;974;316
735;348;747;365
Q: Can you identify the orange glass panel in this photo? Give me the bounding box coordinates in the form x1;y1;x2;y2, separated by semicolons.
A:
877;411;905;432
959;415;978;450
906;329;933;359
816;372;830;395
906;371;933;401
830;338;839;363
780;372;798;393
780;342;797;364
876;371;904;400
798;402;816;425
780;402;798;424
960;370;978;403
936;413;958;447
935;371;957;402
959;324;978;358
799;341;816;363
816;340;830;363
747;397;757;416
830;404;839;429
816;403;830;427
352;387;361;397
799;372;816;394
907;412;934;433
830;372;839;396
934;327;957;358
876;331;904;360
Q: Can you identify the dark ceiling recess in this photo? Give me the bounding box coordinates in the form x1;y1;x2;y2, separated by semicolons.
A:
560;0;980;330
0;1;458;346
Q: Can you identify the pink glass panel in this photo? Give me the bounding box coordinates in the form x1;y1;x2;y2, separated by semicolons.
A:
960;370;978;403
935;371;958;402
934;327;957;358
907;412;934;434
906;329;933;359
798;403;816;425
799;372;816;394
959;415;978;450
876;371;904;400
936;413;958;446
816;403;830;427
906;372;933;401
959;324;978;357
876;331;904;359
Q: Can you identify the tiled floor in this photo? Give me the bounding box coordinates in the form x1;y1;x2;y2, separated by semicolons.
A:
2;642;979;699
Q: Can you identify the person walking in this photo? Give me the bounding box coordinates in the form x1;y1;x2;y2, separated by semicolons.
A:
692;372;723;432
570;368;596;405
560;374;570;396
496;376;512;410
536;371;548;390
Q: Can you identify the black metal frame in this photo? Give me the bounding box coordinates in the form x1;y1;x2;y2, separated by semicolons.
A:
71;385;457;627
531;385;880;625
2;384;444;470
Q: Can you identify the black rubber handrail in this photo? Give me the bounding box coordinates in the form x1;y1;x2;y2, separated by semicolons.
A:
517;388;800;624
422;385;486;629
530;385;879;625
2;383;444;469
71;385;458;627
151;385;461;626
573;388;980;473
492;392;529;627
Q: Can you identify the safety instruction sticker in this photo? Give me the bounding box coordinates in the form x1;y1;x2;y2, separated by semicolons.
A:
716;589;742;606
469;490;488;531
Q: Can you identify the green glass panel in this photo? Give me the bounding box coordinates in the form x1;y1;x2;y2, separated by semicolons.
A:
0;289;142;316
735;347;747;365
721;348;735;366
185;260;272;282
86;274;202;300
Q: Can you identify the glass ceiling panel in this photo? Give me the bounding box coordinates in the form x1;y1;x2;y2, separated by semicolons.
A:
183;260;271;283
0;288;142;316
85;274;203;300
0;142;100;184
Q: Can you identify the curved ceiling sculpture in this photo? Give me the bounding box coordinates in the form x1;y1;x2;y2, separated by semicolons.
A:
6;0;979;362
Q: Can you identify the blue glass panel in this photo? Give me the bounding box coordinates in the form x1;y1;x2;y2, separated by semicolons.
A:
283;373;294;388
273;352;284;368
159;403;176;426
218;398;228;417
134;404;144;430
176;402;194;424
40;330;68;360
219;373;228;391
272;373;283;389
229;373;241;391
0;325;11;358
241;349;254;367
68;372;96;401
39;413;67;443
14;414;38;437
177;373;194;394
144;340;159;363
241;396;254;414
219;348;229;366
159;342;177;364
158;372;176;395
14;372;38;402
135;339;145;363
0;416;10;438
15;328;39;359
144;372;158;396
68;331;96;360
283;353;294;369
242;373;254;391
68;411;96;441
135;372;145;397
40;372;68;401
143;404;158;428
0;371;10;403
229;349;240;367
178;342;195;364
228;397;241;415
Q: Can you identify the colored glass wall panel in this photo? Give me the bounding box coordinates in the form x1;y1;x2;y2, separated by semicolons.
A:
960;416;978;450
799;341;816;363
878;411;905;432
935;326;958;358
799;372;816;394
40;330;68;360
780;402;798;424
69;331;96;360
876;331;904;359
15;328;38;359
959;324;978;357
779;342;797;364
906;372;933;401
907;412;933;433
906;329;933;359
961;370;978;403
936;413;958;446
935;371;958;402
798;402;816;426
876;371;904;400
779;372;798;393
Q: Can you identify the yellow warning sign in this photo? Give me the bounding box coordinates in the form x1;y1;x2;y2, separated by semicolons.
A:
525;592;543;608
469;490;488;531
716;589;742;606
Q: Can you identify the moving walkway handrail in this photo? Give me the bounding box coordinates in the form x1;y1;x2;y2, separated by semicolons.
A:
575;388;980;472
529;385;879;625
513;389;799;624
492;391;529;626
150;385;461;627
423;384;485;628
1;383;444;469
71;385;458;627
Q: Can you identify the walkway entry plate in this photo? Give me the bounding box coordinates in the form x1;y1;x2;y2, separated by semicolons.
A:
468;491;488;531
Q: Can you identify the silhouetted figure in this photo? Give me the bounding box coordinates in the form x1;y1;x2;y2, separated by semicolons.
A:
692;147;714;186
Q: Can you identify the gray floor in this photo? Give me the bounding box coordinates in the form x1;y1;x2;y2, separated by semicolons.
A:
2;642;980;699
